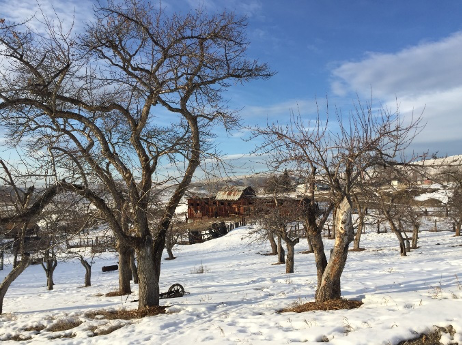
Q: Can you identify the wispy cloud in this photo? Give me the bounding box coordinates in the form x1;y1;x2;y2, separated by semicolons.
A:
0;0;94;33
330;32;462;154
240;99;319;122
331;32;462;99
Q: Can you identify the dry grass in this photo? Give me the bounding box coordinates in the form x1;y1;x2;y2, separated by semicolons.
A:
22;324;46;332
105;291;131;297
1;334;32;341
280;298;363;313
85;306;167;320
46;319;83;332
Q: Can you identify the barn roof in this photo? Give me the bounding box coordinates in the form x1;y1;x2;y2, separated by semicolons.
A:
215;186;255;201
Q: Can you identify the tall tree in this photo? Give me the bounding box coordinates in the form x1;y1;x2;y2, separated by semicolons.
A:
0;1;273;309
255;99;422;302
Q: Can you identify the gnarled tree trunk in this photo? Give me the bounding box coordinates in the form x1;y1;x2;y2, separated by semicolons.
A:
41;249;57;290
78;256;92;287
268;232;278;255
0;254;30;314
316;197;353;302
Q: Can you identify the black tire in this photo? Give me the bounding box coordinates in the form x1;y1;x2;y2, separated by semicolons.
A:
168;283;185;297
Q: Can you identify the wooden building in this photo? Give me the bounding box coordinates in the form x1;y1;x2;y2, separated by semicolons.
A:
187;186;256;221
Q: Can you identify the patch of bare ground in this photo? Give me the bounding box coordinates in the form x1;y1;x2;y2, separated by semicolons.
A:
85;306;167;320
349;248;366;252
22;324;46;332
397;325;456;345
279;298;363;313
105;291;131;297
1;334;32;341
47;319;83;332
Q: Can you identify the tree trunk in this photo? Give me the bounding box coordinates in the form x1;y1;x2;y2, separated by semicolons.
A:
41;250;57;291
306;236;314;253
411;224;419;249
166;246;175;260
285;238;299;273
353;208;365;250
277;235;285;264
118;242;132;294
0;253;30;314
136;241;159;309
307;229;328;293
316;197;353;302
79;256;92;287
387;218;407;256
330;208;337;239
130;250;139;284
268;232;278;255
455;221;461;237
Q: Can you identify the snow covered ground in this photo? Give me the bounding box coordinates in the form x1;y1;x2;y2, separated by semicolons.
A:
1;225;462;344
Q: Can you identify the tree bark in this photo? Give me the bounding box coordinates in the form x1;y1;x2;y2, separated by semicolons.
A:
118;242;132;294
455;221;461;237
277;235;285;264
136;241;159;309
0;254;30;314
353;196;365;250
316;197;353;302
387;218;407;256
305;235;314;253
411;224;419;249
285;238;299;273
268;232;278;255
165;246;175;260
130;250;139;284
41;250;57;291
79;256;92;287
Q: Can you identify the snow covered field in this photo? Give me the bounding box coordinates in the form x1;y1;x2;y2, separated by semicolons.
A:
1;226;462;344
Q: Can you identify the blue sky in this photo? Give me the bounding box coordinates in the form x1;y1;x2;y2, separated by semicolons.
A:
2;0;462;174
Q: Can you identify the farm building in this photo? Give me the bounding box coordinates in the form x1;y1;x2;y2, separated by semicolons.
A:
187;186;256;221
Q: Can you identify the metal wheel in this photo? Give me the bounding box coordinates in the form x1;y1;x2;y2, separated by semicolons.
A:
168;283;185;297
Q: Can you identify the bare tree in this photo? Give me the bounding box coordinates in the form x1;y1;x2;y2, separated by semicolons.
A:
0;161;61;313
255;98;422;302
256;198;302;273
0;1;272;309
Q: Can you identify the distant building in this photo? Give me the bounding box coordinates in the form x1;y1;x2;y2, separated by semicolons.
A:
187;186;256;220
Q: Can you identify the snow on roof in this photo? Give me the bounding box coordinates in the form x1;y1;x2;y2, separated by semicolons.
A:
215;186;255;201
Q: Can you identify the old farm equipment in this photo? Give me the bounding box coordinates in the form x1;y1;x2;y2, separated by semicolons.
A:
160;283;186;299
132;283;187;303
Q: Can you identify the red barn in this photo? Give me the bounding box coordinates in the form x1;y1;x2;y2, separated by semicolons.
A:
187;186;256;221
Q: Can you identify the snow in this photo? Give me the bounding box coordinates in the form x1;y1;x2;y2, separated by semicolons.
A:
1;226;462;344
415;184;453;204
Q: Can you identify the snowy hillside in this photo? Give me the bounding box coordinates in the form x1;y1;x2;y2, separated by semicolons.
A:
1;225;462;344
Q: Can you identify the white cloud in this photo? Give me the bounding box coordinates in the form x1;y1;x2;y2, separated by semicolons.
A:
331;32;462;99
241;99;319;121
330;32;462;152
0;0;94;33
